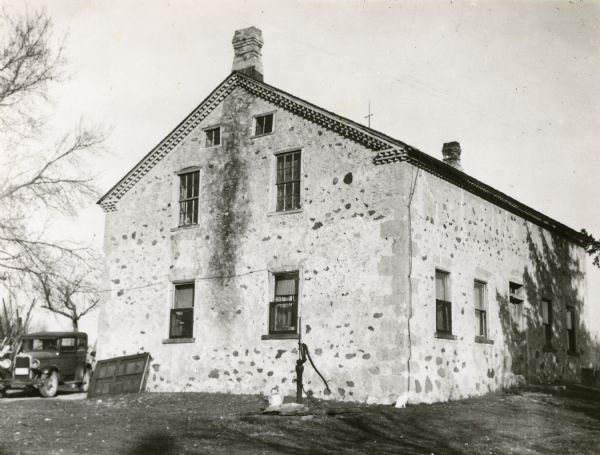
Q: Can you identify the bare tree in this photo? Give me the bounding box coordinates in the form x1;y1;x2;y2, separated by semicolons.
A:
0;10;105;332
36;261;99;331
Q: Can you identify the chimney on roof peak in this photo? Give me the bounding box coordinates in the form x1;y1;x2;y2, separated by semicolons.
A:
442;141;463;171
232;26;264;82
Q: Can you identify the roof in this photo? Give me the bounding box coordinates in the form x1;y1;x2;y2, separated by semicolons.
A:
22;332;88;339
97;72;587;246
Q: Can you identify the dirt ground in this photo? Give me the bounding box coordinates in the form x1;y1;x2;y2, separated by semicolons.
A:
0;385;598;455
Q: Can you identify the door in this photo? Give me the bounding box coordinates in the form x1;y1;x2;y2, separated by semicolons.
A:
58;337;78;381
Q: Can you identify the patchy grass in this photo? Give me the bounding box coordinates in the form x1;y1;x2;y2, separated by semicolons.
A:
0;386;598;454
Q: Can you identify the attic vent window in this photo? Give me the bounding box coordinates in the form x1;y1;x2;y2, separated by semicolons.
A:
205;126;221;147
509;281;524;304
254;113;273;136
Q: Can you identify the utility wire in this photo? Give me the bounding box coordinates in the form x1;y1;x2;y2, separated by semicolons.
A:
95;267;268;294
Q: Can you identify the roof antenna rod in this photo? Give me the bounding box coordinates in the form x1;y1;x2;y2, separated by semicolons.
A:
365;99;374;128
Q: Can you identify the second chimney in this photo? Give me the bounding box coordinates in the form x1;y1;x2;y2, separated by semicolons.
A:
232;27;264;82
442;141;463;171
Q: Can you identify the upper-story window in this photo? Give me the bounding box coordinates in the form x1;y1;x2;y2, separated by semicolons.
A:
205;126;221;147
179;171;199;226
435;270;452;335
254;113;274;136
276;150;301;212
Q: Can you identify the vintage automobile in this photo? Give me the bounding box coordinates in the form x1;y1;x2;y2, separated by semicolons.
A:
0;332;93;398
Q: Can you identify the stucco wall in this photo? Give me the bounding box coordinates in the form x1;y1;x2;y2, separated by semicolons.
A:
405;168;589;404
97;85;591;405
97;86;411;405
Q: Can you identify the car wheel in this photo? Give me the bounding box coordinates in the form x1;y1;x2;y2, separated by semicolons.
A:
39;371;59;398
80;368;92;393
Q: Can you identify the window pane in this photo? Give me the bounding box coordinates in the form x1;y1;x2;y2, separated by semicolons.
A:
292;153;300;180
276;156;284;184
175;284;194;309
255;116;265;135
436;300;451;333
474;281;485;309
284;155;293;181
284;182;293;210
180;175;187;200
566;308;573;330
541;300;549;324
170;308;193;338
293;182;300;209
274;302;294;331
275;277;296;296
476;309;487;337
435;271;448;300
264;114;273;133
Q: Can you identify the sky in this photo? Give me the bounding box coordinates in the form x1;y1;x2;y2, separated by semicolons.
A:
4;0;600;333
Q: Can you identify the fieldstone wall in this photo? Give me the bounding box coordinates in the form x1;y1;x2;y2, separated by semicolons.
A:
405;167;589;404
97;86;411;404
97;85;590;405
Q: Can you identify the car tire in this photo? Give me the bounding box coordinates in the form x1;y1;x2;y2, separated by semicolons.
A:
80;367;92;393
39;371;59;398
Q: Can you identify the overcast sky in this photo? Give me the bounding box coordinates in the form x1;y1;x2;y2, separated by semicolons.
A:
5;0;600;332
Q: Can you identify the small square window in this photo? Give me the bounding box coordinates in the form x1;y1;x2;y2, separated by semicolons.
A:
435;270;452;335
205;126;221;147
170;283;194;339
269;272;298;335
474;280;488;338
254;113;274;136
509;281;524;303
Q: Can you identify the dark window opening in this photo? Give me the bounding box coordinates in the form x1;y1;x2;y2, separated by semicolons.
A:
170;283;194;339
255;113;273;136
474;280;487;338
435;270;452;334
269;272;298;335
509;281;524;303
567;306;576;352
542;299;552;345
205;126;221;147
179;171;199;226
276;151;301;212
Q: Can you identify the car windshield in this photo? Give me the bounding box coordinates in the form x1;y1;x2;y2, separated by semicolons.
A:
22;338;58;352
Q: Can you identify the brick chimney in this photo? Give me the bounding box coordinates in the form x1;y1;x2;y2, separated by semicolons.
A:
441;141;463;171
232;27;264;82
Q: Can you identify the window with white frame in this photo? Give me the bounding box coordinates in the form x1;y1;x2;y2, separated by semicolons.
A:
269;272;299;335
254;113;273;136
178;171;199;226
170;283;195;339
275;150;301;212
205;126;221;147
474;280;488;338
435;270;452;334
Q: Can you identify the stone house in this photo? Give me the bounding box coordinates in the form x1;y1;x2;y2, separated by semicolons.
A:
97;27;593;405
